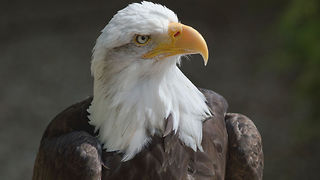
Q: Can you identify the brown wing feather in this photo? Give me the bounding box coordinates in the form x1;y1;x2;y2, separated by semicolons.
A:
225;113;264;180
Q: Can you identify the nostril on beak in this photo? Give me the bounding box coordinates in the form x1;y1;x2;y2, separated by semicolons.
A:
174;31;181;37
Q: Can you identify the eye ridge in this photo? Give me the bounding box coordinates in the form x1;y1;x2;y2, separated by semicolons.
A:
134;35;151;45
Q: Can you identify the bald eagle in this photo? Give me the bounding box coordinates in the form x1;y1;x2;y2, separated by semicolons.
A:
33;1;263;180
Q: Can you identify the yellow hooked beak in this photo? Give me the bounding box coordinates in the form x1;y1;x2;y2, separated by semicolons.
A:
142;22;209;65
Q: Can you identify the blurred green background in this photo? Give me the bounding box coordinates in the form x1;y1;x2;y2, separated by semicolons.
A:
0;0;319;179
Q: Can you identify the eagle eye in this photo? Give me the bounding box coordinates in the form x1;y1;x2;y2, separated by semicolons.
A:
134;35;150;45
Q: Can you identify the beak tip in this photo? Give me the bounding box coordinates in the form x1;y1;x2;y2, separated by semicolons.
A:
204;60;208;66
202;53;209;66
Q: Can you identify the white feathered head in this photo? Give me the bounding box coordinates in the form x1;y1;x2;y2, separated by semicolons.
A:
91;1;208;78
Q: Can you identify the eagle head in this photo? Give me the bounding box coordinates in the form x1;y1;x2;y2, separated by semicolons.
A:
88;1;211;161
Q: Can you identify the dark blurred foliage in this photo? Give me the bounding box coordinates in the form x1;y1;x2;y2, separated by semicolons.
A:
271;0;320;178
278;0;320;118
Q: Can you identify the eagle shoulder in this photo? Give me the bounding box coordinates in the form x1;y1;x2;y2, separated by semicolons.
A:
225;113;264;180
33;97;102;180
197;88;229;180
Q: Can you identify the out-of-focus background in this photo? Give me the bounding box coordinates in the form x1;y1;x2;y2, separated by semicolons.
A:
1;0;319;179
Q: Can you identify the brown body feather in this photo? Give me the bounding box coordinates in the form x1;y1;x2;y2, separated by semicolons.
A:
32;89;263;180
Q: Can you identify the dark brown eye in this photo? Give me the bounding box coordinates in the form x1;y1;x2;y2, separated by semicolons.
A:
135;35;150;45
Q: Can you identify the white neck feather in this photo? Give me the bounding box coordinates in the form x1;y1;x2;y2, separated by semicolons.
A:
88;56;211;161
